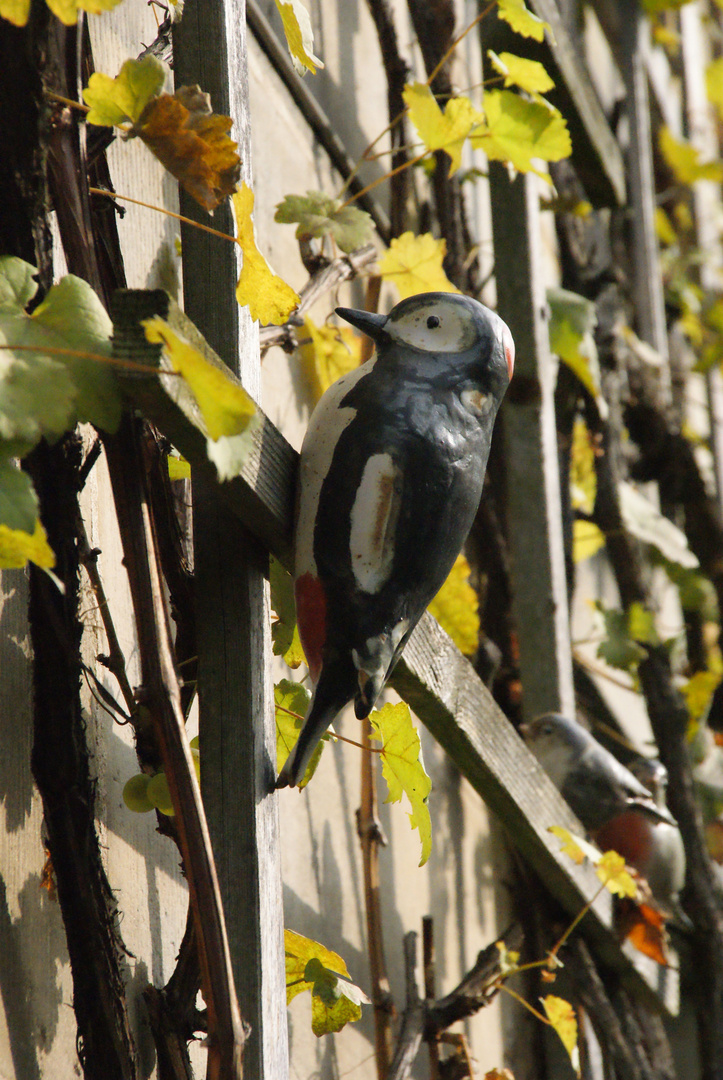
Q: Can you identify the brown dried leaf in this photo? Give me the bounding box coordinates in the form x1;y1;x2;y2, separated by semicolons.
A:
133;85;241;212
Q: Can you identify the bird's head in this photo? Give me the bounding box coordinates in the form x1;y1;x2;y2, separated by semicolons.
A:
336;292;514;384
520;713;587;786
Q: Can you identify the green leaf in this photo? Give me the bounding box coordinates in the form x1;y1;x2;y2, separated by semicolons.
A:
619;481;699;569
595;602;647;674
84;56;167;127
471;90;571;173
0;256;37;312
496;0;550;42
369;702;432;865
0;459;38;533
547;287;606;414
275;679;327;788
270;556;306;668
274;191;373;253
706;57;723;121
488;50;554;93
284;930;368;1036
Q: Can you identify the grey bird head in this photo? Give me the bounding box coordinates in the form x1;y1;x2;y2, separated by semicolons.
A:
520;713;676;831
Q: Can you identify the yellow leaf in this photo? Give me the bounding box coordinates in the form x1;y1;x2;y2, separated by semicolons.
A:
403;82;480;175
299;317;362;402
232;184;300;324
84;57;167;128
167;454;191;480
497;0;550;42
573;520;605;563
706;58;723;121
284;930;368;1036
570;419;596;514
682;669;721;723
488;51;554;94
370;702;432;866
549;825;601;867
275;0;323;75
654;207;677;246
0;0;30;25
285;929;350;1002
0;518;55;569
495;941;520;976
659;126;723;185
472;91;571;173
595;850;638;898
143;317;257;441
540;996;580;1076
379;232;460;300
44;0;122;23
133;86;241;212
427;552;479;655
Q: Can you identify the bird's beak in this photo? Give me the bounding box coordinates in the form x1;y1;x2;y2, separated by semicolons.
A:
336;307;388;343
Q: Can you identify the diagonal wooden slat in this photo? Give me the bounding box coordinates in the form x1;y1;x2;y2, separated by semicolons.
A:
112;288;676;1012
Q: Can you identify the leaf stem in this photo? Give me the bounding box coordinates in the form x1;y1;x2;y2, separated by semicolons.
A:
497;983;552;1027
0;341;177;376
425;3;496;89
338;152;428;211
88;187;239;246
46;90;90;114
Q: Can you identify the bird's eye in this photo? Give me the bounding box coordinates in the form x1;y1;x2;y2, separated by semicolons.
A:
427;315;440;329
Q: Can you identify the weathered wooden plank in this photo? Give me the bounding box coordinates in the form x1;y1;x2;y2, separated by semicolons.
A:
482;0;625;207
488;167;576;722
172;3;288;1074
113;289;671;1010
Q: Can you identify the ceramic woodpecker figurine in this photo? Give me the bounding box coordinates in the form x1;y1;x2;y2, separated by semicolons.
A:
276;292;514;788
521;713;687;919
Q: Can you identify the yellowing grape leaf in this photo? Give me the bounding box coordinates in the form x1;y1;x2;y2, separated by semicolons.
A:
488;51;554;94
0;459;37;534
573;520;605;563
133;86;241;212
167;453;191;480
369;702;432;865
495;941;521;976
270;557;306;668
0;518;55;570
299;317;362;402
275;192;373;254
655;206;677;246
232;184;300;324
143;317;261;482
682;670;721;723
379;232;459;300
472;91;571;173
706;58;723;121
402;82;480;175
275;0;323;75
540;996;579;1076
284;930;368;1036
594;602;646;674
547;287;605;414
427;552;479;655
595;850;638;897
497;0;550;42
549;825;602;867
570;419;596;514
84;56;167;127
1;0;121;26
275;678;327;789
659;126;723;185
0;0;30;25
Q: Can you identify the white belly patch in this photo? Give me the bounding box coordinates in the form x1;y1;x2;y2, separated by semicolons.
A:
349;453;401;593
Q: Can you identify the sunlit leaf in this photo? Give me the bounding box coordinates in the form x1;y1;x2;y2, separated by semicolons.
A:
46;0;122;23
659;126;723;185
274;0;323;75
495;941;521;976
540;996;579;1076
488;50;554;93
275;191;372;254
570;419;596;514
379;232;459;300
232;184;300;324
655;206;677;246
0;458;38;533
369;702;432;865
706;58;723;121
270;556;306;668
471;91;571;174
299;316;362;402
284;929;368;1036
0;518;55;570
549;825;602;866
133;86;241;212
573;520;605;563
427;552;479;655
403;82;480;175
618;898;669;965
167;453;191;480
497;0;550;42
595;602;647;674
682;670;721;723
619;481;699;569
84;56;167;127
595;850;638;897
547;287;606;414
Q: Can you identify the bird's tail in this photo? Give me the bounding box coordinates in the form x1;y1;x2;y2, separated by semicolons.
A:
276;675;349;789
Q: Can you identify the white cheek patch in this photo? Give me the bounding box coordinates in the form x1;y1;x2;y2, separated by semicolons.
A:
295;361;375;578
387;304;477;353
461;388;491;415
349;453;401;593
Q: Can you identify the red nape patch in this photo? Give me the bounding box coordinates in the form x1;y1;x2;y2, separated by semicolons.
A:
593;811;654;871
294;572;327;685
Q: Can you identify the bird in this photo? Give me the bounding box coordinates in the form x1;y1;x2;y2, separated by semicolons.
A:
521;713;687;920
276;292;514;788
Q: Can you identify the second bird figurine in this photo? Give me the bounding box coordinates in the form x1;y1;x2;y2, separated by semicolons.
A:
276;291;514;788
